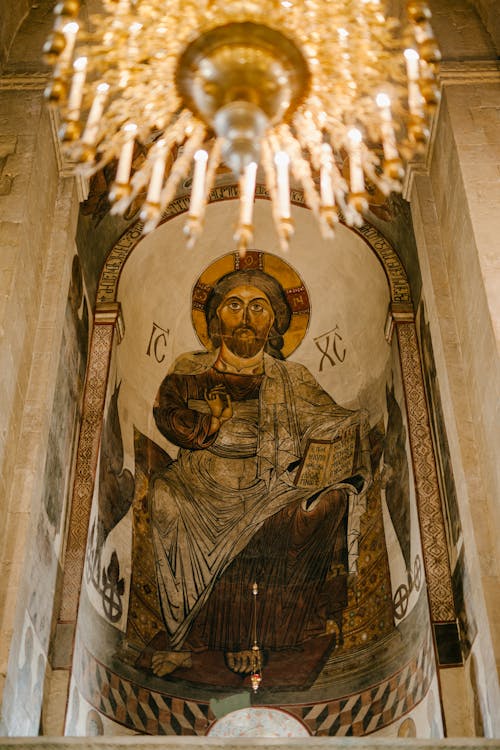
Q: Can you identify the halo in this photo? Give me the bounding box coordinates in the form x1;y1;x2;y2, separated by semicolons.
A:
192;250;310;358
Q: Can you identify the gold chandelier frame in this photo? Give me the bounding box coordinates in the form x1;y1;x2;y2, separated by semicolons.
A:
43;0;441;250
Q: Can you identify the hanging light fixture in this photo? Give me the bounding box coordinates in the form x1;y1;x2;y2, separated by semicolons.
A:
250;581;262;693
43;0;441;250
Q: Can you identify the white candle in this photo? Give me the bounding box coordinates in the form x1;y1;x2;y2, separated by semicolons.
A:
146;140;167;203
347;128;364;193
274;151;291;219
128;21;142;59
81;83;109;145
59;21;79;70
376;93;398;161
338;27;349;45
189;149;208;217
67;56;87;121
240;161;257;225
116;123;137;184
404;48;419;81
320;143;335;206
404;48;423;116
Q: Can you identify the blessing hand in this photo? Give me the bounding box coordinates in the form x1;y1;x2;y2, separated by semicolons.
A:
204;385;233;423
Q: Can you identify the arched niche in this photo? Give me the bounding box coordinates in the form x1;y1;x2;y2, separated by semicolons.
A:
61;191;453;737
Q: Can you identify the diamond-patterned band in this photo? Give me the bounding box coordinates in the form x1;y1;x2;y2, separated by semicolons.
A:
75;631;434;736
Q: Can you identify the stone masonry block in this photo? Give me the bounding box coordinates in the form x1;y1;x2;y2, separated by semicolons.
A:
431;0;496;58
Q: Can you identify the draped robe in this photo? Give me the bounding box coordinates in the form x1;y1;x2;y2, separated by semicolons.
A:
150;352;370;651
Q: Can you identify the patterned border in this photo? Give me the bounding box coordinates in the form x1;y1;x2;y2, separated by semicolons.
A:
293;631;434;736
59;322;115;622
396;322;455;622
355;225;411;304
75;632;434;736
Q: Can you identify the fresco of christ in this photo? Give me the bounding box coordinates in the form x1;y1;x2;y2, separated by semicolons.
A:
143;252;371;679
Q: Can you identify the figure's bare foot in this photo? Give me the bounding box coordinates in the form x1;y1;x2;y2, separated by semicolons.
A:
151;650;192;676
225;649;262;675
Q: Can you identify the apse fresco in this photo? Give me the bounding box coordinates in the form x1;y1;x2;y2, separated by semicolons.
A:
76;204;436;736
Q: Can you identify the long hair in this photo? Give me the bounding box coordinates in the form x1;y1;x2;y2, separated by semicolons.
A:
205;269;292;359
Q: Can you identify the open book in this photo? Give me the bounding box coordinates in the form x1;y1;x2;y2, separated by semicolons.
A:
294;423;359;489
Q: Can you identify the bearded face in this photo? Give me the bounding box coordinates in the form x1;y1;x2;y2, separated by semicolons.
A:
216;285;275;359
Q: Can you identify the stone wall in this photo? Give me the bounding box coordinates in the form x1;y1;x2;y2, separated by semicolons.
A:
472;0;500;52
0;0;30;72
405;1;500;735
0;81;82;736
408;71;500;735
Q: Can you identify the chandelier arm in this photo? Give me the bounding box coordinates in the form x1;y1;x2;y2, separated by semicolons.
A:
279;125;320;220
160;123;206;213
204;138;224;201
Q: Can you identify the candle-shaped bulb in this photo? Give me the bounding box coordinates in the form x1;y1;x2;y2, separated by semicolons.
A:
376;93;399;162
115;123;137;185
81;82;109;145
63;21;79;34
274;150;291;220
320;143;335;207
404;49;424;116
376;92;391;109
240;161;257;225
59;21;79;69
404;48;420;77
66;55;87;120
347;127;362;146
274;151;289;166
73;55;87;72
189;149;208;217
347;128;364;194
146;139;167;204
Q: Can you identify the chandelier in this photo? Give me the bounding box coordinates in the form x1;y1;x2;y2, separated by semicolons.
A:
44;0;440;250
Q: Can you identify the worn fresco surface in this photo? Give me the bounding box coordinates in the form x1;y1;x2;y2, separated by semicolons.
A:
78;203;435;735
